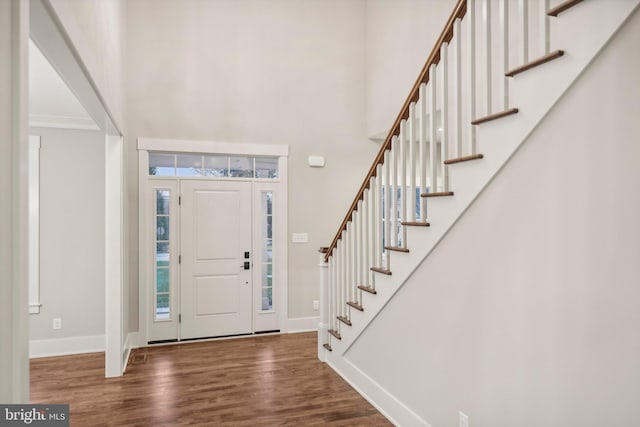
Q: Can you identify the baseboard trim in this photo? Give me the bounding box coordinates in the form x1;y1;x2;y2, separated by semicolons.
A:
287;316;320;333
122;332;140;373
327;355;432;427
30;334;105;358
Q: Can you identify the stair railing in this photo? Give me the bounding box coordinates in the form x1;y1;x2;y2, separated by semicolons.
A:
321;0;560;351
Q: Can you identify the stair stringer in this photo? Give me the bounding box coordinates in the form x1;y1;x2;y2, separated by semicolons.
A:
323;1;640;425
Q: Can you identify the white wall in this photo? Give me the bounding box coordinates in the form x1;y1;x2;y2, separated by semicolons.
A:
346;8;640;426
47;0;127;129
46;0;133;339
365;0;456;138
29;127;105;343
0;0;29;403
125;0;378;322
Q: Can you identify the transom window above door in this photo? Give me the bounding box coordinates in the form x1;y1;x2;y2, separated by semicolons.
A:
148;152;278;179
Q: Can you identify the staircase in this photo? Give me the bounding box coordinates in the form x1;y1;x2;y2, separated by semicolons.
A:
318;0;640;425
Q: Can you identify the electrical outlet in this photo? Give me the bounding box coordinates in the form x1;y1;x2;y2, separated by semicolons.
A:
313;300;319;311
53;318;62;330
459;412;469;427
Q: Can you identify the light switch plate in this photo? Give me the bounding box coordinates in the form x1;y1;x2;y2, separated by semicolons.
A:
292;233;308;243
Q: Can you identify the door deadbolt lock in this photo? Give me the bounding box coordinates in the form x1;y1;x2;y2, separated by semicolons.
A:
244;251;250;259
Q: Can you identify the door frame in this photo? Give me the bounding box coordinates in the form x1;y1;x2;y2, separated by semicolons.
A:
137;138;289;344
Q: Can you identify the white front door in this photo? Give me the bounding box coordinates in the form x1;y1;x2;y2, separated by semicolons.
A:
180;180;252;339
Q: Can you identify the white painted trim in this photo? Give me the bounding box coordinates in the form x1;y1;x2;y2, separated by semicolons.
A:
138;149;149;345
30;113;100;131
277;156;289;332
327;355;431;427
1;0;30;403
318;255;328;362
32;0;122;135
122;331;140;373
28;304;42;315
138;141;289;344
105;134;124;377
287;316;320;333
137;137;289;157
29;334;105;359
28;135;41;315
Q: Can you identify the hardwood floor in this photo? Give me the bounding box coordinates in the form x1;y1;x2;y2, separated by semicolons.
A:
30;332;391;426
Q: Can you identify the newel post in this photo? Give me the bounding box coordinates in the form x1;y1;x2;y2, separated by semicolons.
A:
318;247;329;362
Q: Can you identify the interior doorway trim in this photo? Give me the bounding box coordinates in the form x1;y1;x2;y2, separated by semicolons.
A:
31;0;124;378
137;138;289;345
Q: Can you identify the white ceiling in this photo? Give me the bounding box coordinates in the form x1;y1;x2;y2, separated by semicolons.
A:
29;39;99;131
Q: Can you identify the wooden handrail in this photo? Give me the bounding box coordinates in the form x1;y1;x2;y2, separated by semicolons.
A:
325;0;468;261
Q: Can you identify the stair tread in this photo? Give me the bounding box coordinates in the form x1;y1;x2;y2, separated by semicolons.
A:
472;108;519;125
337;315;352;326
548;0;584;17
444;154;484;165
370;267;392;275
347;301;364;312
401;221;430;227
384;245;410;253
328;329;341;340
357;285;377;295
323;343;332;352
421;191;455;198
506;50;564;77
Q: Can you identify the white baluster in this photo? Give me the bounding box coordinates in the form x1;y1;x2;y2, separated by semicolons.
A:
441;42;449;192
352;212;358;298
484;0;492;116
368;175;376;287
337;238;342;320
429;67;437;193
332;250;336;330
419;83;428;218
352;214;357;302
344;224;349;307
468;0;477;154
347;223;352;304
361;193;367;287
375;165;383;272
331;251;337;329
408;103;417;223
399;120;407;247
391;136;398;248
340;233;346;317
344;235;349;316
501;0;510;110
327;256;333;334
383;149;391;268
357;200;363;289
453;18;462;158
541;0;550;55
519;0;529;64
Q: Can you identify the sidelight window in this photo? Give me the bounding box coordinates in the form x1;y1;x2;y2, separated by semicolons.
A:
260;192;274;311
155;189;171;321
